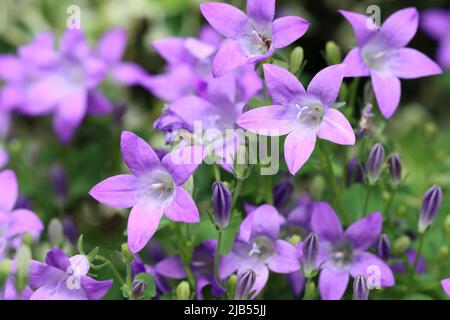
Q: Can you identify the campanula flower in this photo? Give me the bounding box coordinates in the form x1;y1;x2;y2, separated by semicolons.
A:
28;247;112;300
219;204;300;298
200;0;309;77
89;131;203;253
422;8;450;69
311;202;394;300
391;248;426;274
155;240;225;299
340;8;442;118
237;64;355;175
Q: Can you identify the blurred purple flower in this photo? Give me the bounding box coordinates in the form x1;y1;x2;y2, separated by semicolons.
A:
219;204;300;298
200;0;309;77
346;157;364;186
50;165;68;203
238;64;355;175
156;240;225;299
131;255;171;297
340;8;442;118
311;202;394;300
89;131;203;253
61;217;78;245
0;148;8;168
28;247;112;300
0;277;32;300
390;248;426;274
0;170;43;256
422;8;450;69
442;278;450;297
153;108;192;145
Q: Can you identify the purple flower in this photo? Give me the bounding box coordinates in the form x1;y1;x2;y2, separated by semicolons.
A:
28;247;112;300
311;202;394;300
155;240;225;299
0;148;8;168
200;0;309;77
340;8;442;118
441;278;450;297
422;8;450;69
131;255;171;296
89;131;203;253
153;108;192;145
0;170;43;257
237;64;355;175
219;204;300;297
390;248;426;274
0;277;32;300
346;156;365;186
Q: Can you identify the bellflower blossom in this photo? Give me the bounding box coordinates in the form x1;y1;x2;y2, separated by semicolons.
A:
422;8;450;69
237;64;355;175
200;0;309;77
219;205;300;297
442;278;450;297
156;240;225;299
0;170;43;257
28;247;112;300
340;8;442;118
89;131;203;253
311;202;394;300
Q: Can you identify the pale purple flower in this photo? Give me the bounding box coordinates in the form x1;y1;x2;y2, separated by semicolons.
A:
219;204;300;297
422;8;450;69
237;64;355;175
89;131;203;253
200;0;309;77
441;278;450;297
0;277;32;300
155;240;225;299
311;202;394;300
0;170;43;257
28;247;112;300
340;8;442;118
0;148;8;168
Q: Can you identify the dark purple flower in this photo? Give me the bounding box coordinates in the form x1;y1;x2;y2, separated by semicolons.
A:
50;165;68;203
376;234;391;261
418;185;442;232
311;202;394;300
341;8;442;118
219;205;300;298
422;8;450;69
391;248;426;274
346;157;365;185
0;170;43;256
28;247;112;300
155;240;225;299
273;181;294;209
200;0;309;77
89;131;204;253
212;181;232;228
61;217;78;245
237;64;355;175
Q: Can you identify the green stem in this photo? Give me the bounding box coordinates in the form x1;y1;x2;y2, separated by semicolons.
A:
95;255;125;286
231;178;244;209
213;164;221;181
175;223;196;291
303;278;316;300
214;230;223;285
318;143;349;225
413;232;426;275
384;187;397;227
362;185;371;217
264;175;273;205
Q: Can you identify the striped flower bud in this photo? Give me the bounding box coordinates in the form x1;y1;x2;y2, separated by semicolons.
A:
302;233;319;277
235;269;256;300
376;234;391;261
418;185;442;233
366;143;385;184
353;275;370;300
387;154;402;185
212;181;232;229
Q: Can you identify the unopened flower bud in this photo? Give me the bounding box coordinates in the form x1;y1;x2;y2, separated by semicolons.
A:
212;181;232;229
346;157;364;185
438;245;449;262
176;281;190;300
393;235;411;254
418;185;442;233
273;181;293;208
0;258;11;288
235;269;256;300
325;41;342;65
48;218;64;246
366;143;385;184
387;154;402;185
50;165;68;203
289;46;304;73
15;245;31;291
131;279;147;298
443;215;450;236
302;233;319;277
353;275;370;300
376;234;391;261
121;243;134;263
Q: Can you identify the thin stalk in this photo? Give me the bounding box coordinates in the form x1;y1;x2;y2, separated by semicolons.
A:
362;185;371;217
231;178;244;209
95;255;125;286
175;223;196;291
214;230;223;285
384;187;397;227
303;278;316;300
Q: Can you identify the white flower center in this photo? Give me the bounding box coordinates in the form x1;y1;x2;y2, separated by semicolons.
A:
141;169;175;208
295;103;324;128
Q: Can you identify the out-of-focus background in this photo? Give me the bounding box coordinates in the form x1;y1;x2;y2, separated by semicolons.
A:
0;0;449;299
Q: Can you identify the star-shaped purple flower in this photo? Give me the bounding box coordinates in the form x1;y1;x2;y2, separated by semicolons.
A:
28;247;113;300
89;131;203;253
237;64;355;175
156;240;225;299
0;170;43;257
311;202;394;300
422;8;450;69
219;204;300;297
340;8;442;118
200;0;309;77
